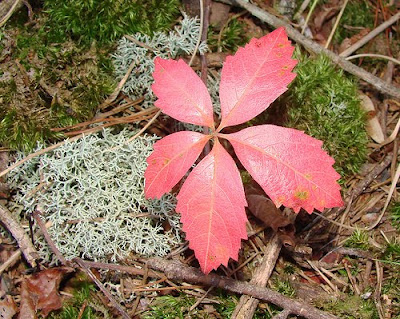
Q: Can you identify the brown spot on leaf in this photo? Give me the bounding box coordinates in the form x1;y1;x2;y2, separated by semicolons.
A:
294;189;309;200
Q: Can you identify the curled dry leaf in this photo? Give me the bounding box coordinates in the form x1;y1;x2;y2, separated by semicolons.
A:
359;93;385;143
18;267;73;318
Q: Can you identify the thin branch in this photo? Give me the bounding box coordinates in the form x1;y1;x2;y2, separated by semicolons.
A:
189;0;204;66
231;233;282;319
145;258;339;319
346;53;400;66
74;258;131;319
0;0;21;27
226;0;400;99
0;203;38;267
32;211;68;265
339;11;400;58
325;0;349;49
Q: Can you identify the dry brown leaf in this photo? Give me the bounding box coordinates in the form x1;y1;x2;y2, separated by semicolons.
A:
245;184;296;247
0;295;17;319
18;267;73;318
338;28;371;54
359;93;385;143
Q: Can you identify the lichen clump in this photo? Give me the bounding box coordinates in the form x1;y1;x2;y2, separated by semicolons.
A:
286;54;368;178
113;14;208;109
7;129;181;264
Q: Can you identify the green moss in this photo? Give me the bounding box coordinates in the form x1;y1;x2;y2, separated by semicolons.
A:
286;53;368;179
48;281;104;319
334;1;374;44
208;18;248;52
43;0;180;46
0;16;115;151
345;230;370;250
390;202;400;230
142;294;197;319
316;295;378;319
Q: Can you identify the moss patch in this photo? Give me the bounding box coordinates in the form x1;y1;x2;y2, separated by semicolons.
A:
43;0;180;46
286;53;368;179
0;16;115;151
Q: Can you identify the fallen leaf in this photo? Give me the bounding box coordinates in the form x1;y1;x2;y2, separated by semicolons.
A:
359;93;385;143
0;295;17;319
19;267;73;318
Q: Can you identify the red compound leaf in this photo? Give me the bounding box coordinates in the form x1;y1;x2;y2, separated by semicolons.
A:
152;58;215;128
218;27;297;130
145;131;211;198
225;125;343;213
176;140;248;274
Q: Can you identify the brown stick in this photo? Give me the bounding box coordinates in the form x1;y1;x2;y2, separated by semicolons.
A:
145;257;339;319
340;11;400;58
32;211;68;265
227;0;400;99
74;258;131;319
0;203;38;267
231;233;282;319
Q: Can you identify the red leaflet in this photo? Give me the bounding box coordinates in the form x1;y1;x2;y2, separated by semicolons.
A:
218;27;297;131
145;131;211;198
152;58;215;128
145;27;343;274
225;125;343;213
176;140;248;274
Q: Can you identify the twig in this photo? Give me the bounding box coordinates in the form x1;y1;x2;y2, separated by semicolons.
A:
0;250;21;275
0;203;38;266
189;0;204;66
99;59;137;110
124;35;157;52
367;162;400;230
346;53;400;66
226;0;400;99
302;0;319;35
343;259;360;295
379;114;400;147
124;110;161;144
0;0;21;27
294;0;312;20
145;257;339;319
188;286;214;312
231;233;282;319
325;0;349;49
339;11;400;58
272;309;291;319
32;211;68;265
74;258;131;319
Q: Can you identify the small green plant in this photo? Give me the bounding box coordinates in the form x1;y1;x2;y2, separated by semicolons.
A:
390;202;400;230
345;229;370;250
334;1;374;44
208;18;248;52
43;0;180;46
272;278;296;297
286;53;368;178
49;282;103;319
316;295;378;319
142;294;198;319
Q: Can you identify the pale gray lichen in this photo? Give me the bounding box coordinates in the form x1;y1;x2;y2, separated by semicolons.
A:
112;14;208;109
7;129;181;264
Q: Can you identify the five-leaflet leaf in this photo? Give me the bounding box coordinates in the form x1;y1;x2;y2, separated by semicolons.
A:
145;27;343;274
